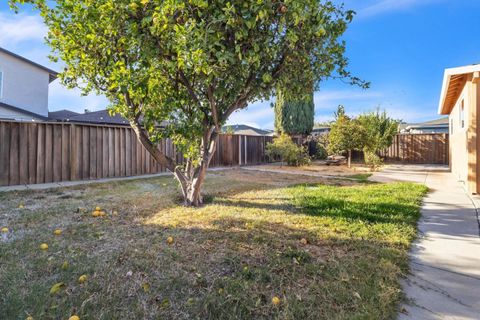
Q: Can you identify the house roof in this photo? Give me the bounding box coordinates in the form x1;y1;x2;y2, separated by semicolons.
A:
399;117;449;132
0;101;49;120
222;124;273;136
438;64;480;115
48;109;80;121
66;109;130;125
0;47;58;83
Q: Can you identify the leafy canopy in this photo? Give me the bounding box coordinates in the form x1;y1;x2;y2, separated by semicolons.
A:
328;106;366;155
357;109;399;153
11;0;366;166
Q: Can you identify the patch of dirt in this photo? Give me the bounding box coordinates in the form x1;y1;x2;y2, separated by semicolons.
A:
250;161;373;176
212;168;353;187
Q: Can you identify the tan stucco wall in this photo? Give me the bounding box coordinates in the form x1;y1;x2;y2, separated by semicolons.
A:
449;83;469;186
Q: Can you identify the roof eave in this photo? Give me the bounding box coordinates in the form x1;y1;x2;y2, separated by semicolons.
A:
0;47;58;83
438;64;480;115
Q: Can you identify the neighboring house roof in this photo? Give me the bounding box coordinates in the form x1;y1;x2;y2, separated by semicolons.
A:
222;124;273;136
66;109;130;125
400;117;449;133
48;109;81;121
439;64;480;115
312;126;330;132
0;101;49;121
0;47;58;83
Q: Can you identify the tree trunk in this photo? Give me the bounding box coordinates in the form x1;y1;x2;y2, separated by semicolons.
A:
347;149;352;168
174;126;217;206
130;119;217;207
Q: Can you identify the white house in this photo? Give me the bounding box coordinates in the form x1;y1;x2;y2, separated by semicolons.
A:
0;47;57;121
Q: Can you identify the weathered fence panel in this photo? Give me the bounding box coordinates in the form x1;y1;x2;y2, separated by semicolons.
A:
0;121;273;187
379;133;449;164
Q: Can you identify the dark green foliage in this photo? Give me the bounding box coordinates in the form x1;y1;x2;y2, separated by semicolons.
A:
274;89;315;136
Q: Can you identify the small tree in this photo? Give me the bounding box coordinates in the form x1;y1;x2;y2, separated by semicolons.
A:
357;109;399;169
12;0;366;206
274;88;315;136
328;106;366;168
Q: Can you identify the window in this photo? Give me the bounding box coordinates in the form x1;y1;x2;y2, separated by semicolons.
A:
460;99;465;128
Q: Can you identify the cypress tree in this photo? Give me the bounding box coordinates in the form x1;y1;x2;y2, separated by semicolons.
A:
274;89;315;136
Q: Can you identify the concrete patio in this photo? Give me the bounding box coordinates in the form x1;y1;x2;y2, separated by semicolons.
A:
372;165;480;320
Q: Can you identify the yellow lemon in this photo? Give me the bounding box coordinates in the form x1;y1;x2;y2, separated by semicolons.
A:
272;296;281;305
166;236;174;245
78;275;87;283
92;211;100;217
300;238;308;245
39;243;49;250
99;211;106;217
26;316;33;320
1;227;8;233
95;206;101;211
54;229;62;236
69;315;80;320
19;204;25;209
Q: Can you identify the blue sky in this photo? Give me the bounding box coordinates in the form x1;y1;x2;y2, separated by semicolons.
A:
1;0;480;129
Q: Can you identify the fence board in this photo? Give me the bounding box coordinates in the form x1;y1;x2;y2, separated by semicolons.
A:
9;123;19;185
0;122;10;185
28;124;38;184
378;133;449;165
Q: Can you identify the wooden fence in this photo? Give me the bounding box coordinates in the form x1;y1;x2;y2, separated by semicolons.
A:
380;133;449;164
0;121;272;187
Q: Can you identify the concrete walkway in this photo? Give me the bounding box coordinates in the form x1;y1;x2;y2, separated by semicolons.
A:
372;165;480;320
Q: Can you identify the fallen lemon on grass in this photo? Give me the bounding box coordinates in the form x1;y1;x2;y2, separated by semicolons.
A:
26;316;33;320
18;204;25;209
78;274;87;283
39;243;49;250
166;236;174;245
95;206;101;211
69;315;80;320
1;227;8;233
54;229;62;236
272;296;281;305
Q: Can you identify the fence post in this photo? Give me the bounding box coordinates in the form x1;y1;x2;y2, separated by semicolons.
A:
238;135;242;166
244;135;247;165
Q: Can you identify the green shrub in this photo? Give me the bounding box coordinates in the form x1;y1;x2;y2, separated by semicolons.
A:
266;133;311;166
314;144;328;160
311;134;329;160
364;150;383;171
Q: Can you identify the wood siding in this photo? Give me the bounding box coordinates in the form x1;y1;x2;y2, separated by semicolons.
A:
0;121;273;187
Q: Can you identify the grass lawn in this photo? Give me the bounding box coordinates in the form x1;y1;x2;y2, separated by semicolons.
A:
0;169;427;320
